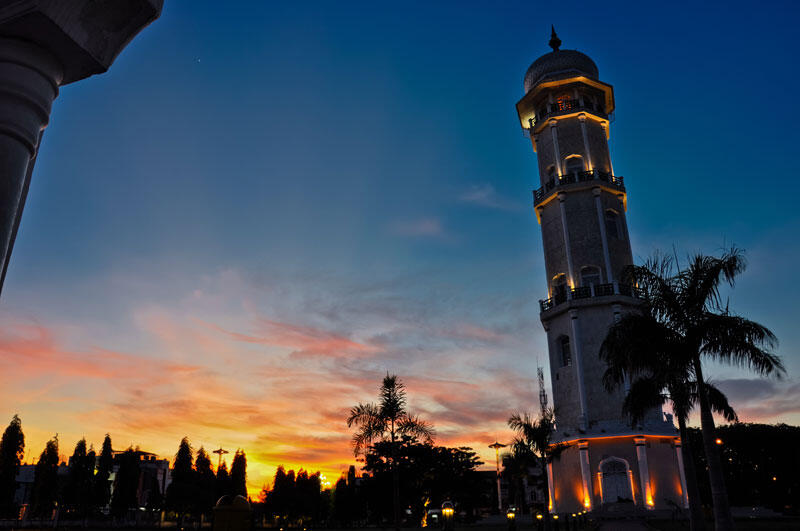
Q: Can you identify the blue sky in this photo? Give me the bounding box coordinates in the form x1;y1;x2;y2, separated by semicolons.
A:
1;0;798;489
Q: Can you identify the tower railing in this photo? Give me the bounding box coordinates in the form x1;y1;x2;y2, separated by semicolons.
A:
527;99;606;129
533;170;624;205
539;282;643;312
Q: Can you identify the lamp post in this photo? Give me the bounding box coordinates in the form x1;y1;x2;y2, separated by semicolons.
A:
489;441;507;513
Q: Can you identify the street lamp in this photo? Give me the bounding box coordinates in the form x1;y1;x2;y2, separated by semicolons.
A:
489;441;507;513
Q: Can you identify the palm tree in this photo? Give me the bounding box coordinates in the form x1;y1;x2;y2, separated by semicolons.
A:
347;373;434;529
600;248;783;531
602;319;737;531
507;410;563;531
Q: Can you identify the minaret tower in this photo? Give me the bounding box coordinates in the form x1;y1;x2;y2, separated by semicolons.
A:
516;28;686;514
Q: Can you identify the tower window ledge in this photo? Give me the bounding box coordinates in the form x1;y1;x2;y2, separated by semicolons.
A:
540;282;643;313
533;170;624;207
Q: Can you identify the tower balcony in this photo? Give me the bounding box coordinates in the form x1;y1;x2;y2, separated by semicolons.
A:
540;282;643;313
526;99;610;131
533;170;624;207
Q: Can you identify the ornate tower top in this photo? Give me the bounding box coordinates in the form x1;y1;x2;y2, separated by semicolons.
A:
549;25;562;51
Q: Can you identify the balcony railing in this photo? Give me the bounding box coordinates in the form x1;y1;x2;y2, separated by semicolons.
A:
527;99;606;129
539;282;643;312
533;170;624;205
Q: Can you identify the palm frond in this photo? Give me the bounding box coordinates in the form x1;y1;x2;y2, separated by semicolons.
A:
703;382;738;423
397;414;435;444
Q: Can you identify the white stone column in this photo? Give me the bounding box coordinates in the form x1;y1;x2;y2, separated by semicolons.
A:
579;114;594;171
550;120;562;176
634;437;654;509
593;188;614;283
558;192;576;288
0;38;62;292
569;309;588;430
0;1;163;296
577;440;593;510
674;439;690;508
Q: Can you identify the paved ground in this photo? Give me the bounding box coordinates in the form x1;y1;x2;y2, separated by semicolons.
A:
597;521;649;531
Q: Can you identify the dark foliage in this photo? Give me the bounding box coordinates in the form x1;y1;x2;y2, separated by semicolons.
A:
0;415;24;518
687;423;800;515
194;447;216;517
31;436;60;517
261;465;327;526
362;437;485;525
229;449;247;498
93;434;113;509
165;437;196;519
110;448;140;518
64;438;95;517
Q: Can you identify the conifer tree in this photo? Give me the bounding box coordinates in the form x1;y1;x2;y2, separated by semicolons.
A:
215;460;230;504
166;437;196;521
31;436;60;517
229;450;247;498
110;448;140;519
93;434;113;509
0;415;25;518
65;438;94;515
194;447;216;516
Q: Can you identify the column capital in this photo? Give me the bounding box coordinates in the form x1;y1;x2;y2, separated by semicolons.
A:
0;1;164;85
634;436;647;446
569;309;579;320
578;112;587;122
577;440;589;450
557;191;567;203
548;119;558;128
592;187;602;196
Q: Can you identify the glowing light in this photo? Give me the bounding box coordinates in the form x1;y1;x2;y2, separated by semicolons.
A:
715;438;723;445
442;507;454;517
773;476;777;481
647;496;654;507
553;515;559;520
506;511;515;520
536;514;543;520
583;498;591;509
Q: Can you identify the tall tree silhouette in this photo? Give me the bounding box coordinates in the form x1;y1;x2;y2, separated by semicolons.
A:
166;437;196;522
347;373;434;529
111;448;140;519
601;283;738;531
65;438;95;517
194;447;216;517
215;460;230;503
31;436;59;517
0;415;24;518
93;435;113;509
600;248;783;531
229;450;247;498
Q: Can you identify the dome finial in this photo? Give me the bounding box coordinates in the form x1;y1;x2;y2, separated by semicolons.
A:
549;25;561;51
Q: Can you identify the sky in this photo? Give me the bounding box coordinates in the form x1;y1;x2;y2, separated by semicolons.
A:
1;0;799;495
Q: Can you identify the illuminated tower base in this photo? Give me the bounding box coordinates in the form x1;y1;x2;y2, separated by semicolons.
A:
516;29;686;513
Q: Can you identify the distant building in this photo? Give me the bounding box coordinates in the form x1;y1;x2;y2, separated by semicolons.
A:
110;449;170;508
514;29;687;514
13;448;170;510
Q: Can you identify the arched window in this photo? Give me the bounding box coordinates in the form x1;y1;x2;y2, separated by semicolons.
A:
564;155;585;178
605;210;621;239
581;266;602;287
599;457;633;504
558;335;571;367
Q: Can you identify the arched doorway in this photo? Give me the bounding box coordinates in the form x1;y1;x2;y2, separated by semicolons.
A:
599;457;633;504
